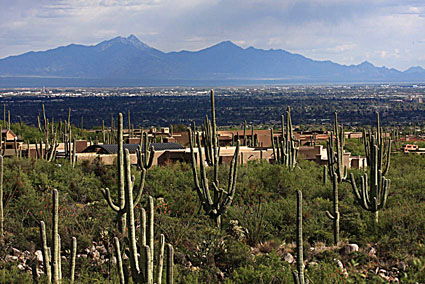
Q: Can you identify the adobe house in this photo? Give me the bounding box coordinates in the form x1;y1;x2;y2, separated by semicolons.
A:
1;129;25;157
79;143;186;166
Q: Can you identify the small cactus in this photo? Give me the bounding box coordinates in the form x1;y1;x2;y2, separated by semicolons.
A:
39;189;77;283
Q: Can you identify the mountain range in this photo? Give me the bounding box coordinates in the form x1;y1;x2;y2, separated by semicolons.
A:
0;34;424;87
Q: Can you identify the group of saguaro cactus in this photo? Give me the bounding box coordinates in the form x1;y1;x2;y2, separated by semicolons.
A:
271;106;298;168
114;192;174;284
35;105;77;165
327;112;347;183
241;121;258;147
187;90;240;228
101;113;174;283
350;112;391;224
39;189;77;283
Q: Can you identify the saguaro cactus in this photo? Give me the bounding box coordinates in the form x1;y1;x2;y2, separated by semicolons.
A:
39;189;77;283
363;112;391;176
293;190;308;284
327;112;347;183
137;132;155;170
101;114;147;234
113;153;174;284
351;112;391;224
187;90;240;228
326;174;340;245
272;107;298;168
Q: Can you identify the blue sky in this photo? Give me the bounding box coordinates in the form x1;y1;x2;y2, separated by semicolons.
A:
1;0;425;70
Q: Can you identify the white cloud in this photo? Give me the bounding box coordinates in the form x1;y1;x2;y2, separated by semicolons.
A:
0;0;424;69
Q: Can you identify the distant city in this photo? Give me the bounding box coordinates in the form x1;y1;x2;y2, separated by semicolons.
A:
1;85;424;129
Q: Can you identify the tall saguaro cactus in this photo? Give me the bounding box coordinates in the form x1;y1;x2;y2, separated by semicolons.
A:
327;112;347;183
293;190;308;284
272;107;298;168
350;112;391;224
187;90;239;228
39;189;77;283
101;113;147;234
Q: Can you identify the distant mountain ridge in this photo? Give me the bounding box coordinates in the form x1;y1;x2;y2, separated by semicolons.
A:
0;34;424;86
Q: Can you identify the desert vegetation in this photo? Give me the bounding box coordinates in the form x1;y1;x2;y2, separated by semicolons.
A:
0;90;424;283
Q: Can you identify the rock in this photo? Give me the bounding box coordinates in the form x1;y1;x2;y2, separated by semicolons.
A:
37;268;44;277
91;250;100;261
368;247;377;256
398;261;407;271
11;248;21;256
35;250;43;263
111;256;117;265
342;244;359;255
379;273;390;281
5;255;18;262
335;259;348;277
61;256;67;262
96;245;108;255
284;253;294;264
308;261;318;267
17;264;25;271
336;259;344;270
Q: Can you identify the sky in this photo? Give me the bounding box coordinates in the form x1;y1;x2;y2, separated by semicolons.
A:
1;0;425;70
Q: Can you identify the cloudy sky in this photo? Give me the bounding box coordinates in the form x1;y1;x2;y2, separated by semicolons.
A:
1;0;425;70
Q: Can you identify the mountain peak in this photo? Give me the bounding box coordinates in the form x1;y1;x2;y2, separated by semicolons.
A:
404;66;425;73
208;40;242;50
95;34;151;51
359;61;374;67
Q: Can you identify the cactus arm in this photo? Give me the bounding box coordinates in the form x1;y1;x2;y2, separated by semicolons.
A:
58;234;62;281
326;211;335;220
40;221;52;282
166;244;174;284
360;175;371;210
113;237;125;284
350;173;362;201
133;168;147;207
142;245;153;284
70;237;77;283
293;271;300;284
197;133;213;206
140;207;147;250
157;234;165;284
271;128;276;163
100;188;121;212
188;128;201;191
382;140;391;176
